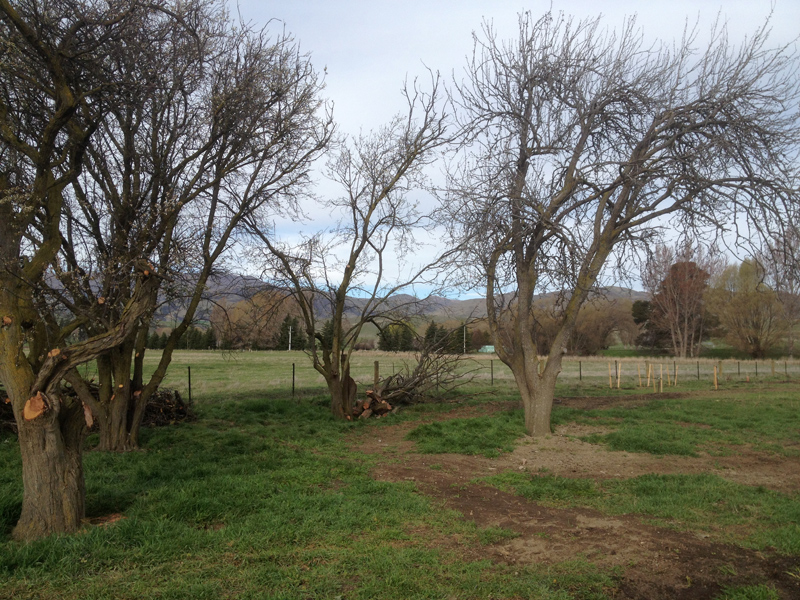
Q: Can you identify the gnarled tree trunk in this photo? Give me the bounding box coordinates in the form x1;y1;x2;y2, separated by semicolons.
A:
326;368;357;420
13;396;87;541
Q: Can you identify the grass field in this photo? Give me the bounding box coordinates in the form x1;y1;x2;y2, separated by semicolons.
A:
1;350;799;599
71;349;800;401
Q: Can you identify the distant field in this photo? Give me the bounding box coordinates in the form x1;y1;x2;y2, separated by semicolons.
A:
127;349;800;401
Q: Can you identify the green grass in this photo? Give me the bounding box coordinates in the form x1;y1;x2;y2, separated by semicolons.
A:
2;350;799;598
0;366;616;599
551;393;800;456
481;472;800;555
716;583;781;600
405;410;525;457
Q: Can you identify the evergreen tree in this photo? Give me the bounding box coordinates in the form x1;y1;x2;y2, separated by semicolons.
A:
186;326;204;349
399;323;415;351
377;324;396;351
276;315;307;350
202;327;217;350
147;331;160;349
319;320;334;351
379;322;415;351
444;323;470;354
424;321;439;348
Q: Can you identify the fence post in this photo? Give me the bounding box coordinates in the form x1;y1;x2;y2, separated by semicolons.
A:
579;361;582;381
697;361;700;381
771;360;775;376
373;361;379;388
187;366;192;404
292;363;295;397
491;359;494;386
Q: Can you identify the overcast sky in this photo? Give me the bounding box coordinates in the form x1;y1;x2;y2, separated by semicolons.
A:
235;1;799;136
231;1;799;296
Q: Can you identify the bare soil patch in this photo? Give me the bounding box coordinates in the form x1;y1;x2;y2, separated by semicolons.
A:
353;401;800;599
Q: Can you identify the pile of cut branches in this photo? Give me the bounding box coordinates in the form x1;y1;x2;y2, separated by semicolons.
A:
375;345;480;406
0;383;194;434
143;388;195;427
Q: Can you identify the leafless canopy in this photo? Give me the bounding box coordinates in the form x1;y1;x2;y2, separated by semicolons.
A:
443;10;800;435
247;75;450;418
0;0;333;539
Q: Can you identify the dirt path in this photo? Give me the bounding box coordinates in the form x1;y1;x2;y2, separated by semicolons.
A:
352;400;800;599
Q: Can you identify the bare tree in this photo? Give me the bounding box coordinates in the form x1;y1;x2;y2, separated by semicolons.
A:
55;4;331;452
759;231;800;355
642;243;722;358
444;11;800;436
0;0;163;541
248;77;449;418
0;0;331;541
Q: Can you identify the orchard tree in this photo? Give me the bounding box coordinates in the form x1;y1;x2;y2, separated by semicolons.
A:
0;0;166;541
248;76;449;419
0;0;331;540
53;1;332;451
444;11;800;436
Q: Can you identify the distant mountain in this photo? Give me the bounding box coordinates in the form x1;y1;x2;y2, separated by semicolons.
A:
411;286;649;321
151;272;649;328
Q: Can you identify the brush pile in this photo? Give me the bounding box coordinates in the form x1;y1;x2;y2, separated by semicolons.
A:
0;384;194;434
143;388;195;427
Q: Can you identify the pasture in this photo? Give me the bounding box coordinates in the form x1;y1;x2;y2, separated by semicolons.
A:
1;351;799;599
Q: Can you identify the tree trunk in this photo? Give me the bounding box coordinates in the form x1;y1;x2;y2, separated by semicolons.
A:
327;369;357;419
95;393;135;452
507;356;559;437
13;397;87;541
92;344;139;452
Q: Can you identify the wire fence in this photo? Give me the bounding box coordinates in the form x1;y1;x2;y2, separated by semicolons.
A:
140;350;800;401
